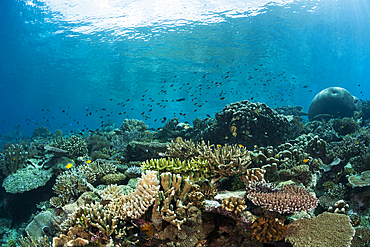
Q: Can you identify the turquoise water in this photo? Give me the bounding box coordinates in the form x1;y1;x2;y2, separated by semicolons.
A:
1;0;370;246
1;0;369;136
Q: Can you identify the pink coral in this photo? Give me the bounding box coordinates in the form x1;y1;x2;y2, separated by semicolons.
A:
247;184;318;214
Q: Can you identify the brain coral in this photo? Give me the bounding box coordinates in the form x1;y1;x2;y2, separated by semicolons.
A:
210;100;296;149
308;87;361;121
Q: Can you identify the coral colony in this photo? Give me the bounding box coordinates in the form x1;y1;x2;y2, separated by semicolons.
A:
1;87;370;246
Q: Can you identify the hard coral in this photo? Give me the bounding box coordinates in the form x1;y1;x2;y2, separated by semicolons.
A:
250;216;287;243
211;100;295;149
284;212;355;247
247;184;318;214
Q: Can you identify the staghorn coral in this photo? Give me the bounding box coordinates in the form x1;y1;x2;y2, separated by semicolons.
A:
141;157;211;181
165;139;252;183
284;212;355;247
247;184;318;214
20;232;50;247
250;215;287;243
166;139;199;160
59;202;138;246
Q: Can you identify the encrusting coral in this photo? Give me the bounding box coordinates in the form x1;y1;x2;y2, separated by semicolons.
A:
284;212;355;247
247;184;318;214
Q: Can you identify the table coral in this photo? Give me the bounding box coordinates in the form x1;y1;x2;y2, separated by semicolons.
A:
247;184;318;214
284;212;355;247
348;170;370;187
2;167;53;194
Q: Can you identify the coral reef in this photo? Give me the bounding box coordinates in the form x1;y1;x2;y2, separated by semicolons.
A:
348;170;370;187
109;170;160;220
308;87;361;121
49;135;88;158
1;143;30;176
250;215;287;243
210;100;296;148
32;127;52;139
327;199;349;214
247;184;318;214
2;167;53;194
284;212;355;247
120;118;149;132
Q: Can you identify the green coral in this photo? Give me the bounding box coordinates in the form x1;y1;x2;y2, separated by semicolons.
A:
141;158;211;180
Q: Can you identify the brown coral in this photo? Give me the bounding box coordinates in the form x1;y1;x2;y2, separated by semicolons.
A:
241;168;266;186
221;196;247;215
250;216;287;243
284;212;355;247
247;184;318;214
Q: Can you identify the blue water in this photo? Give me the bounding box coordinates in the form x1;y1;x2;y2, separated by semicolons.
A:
1;0;370;136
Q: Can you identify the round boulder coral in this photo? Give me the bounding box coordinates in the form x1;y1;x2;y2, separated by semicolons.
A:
308;87;361;121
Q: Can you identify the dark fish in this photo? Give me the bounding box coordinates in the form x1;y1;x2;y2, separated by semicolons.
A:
303;85;308;88
176;98;185;102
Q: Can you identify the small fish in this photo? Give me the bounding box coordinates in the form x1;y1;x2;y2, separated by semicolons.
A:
217;144;221;147
66;163;73;169
303;159;309;163
238;144;243;148
86;160;92;164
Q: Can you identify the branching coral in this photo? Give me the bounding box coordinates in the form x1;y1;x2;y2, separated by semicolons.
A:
1;143;30;176
109;170;160;220
78;159;117;181
164;139;251;183
59;201;138;246
49;135;88;158
247;184;318;214
52;169;90;205
221;196;247;215
240;168;266;186
250;216;287;243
